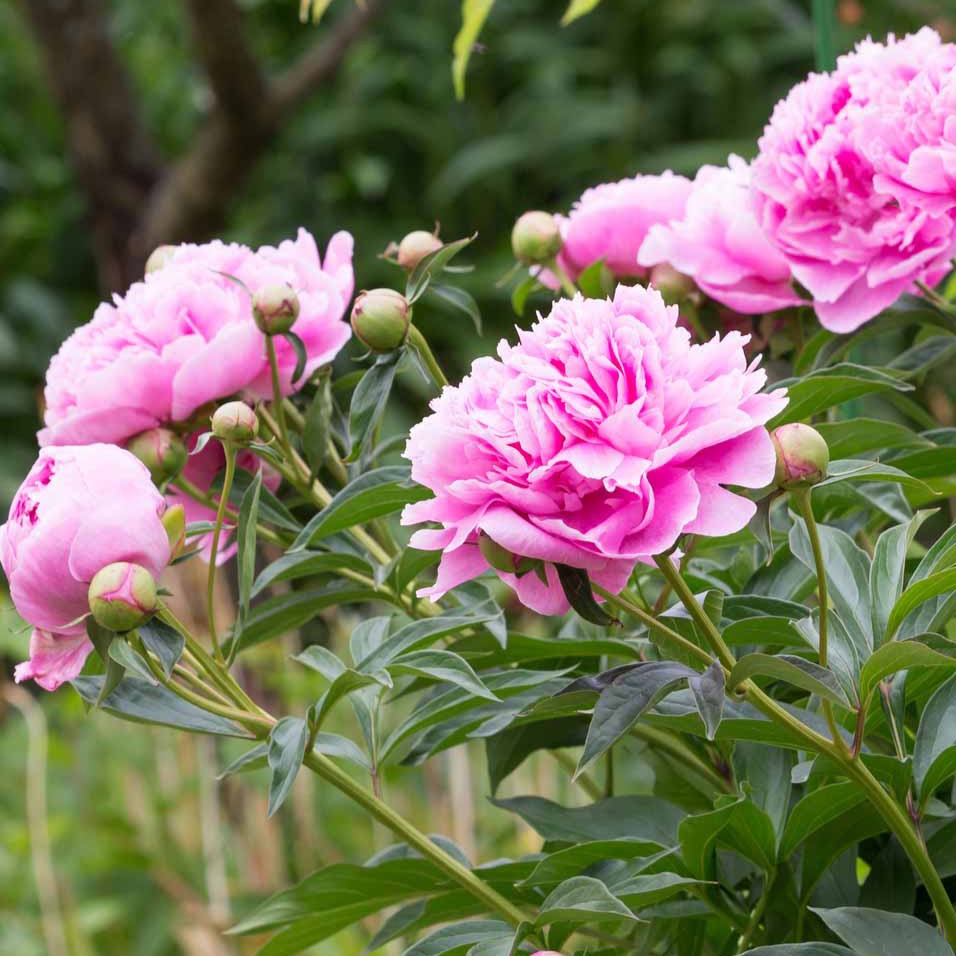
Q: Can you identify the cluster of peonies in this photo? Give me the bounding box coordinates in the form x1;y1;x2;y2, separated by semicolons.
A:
403;284;787;614
2;229;354;688
538;27;956;333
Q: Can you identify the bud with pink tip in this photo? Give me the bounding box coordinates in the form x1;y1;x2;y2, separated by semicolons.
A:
145;245;177;274
351;289;410;352
512;211;563;265
771;423;829;488
397;230;443;271
211;401;259;444
252;283;300;335
126;427;188;485
88;562;158;632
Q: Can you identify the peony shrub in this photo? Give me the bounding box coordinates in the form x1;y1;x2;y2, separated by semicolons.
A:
5;24;956;956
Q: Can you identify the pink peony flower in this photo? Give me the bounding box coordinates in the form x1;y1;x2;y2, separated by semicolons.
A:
638;156;803;315
536;172;692;288
752;28;956;332
0;445;171;690
402;285;787;614
39;229;353;447
166;434;280;565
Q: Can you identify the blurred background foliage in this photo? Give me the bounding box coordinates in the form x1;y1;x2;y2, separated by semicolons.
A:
0;1;948;953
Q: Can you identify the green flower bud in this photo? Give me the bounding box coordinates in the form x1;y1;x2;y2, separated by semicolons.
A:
511;211;562;265
478;532;519;574
211;401;259;444
350;289;410;352
161;504;186;560
145;245;177;274
252;283;300;335
88;562;158;632
771;423;830;488
126;428;188;486
397;230;443;271
649;263;696;305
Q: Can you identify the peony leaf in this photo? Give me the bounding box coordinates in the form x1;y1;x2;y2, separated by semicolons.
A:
138;618;185;679
451;0;495;100
554;564;618;626
812;906;953;956
235;469;261;632
561;0;604;25
266;716;310;817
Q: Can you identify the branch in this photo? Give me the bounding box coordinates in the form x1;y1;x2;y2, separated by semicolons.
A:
17;0;161;290
138;0;388;255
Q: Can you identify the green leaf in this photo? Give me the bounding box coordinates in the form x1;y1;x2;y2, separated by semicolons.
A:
108;639;157;685
859;637;956;701
312;732;370;771
536;876;636;926
236;469;262;630
292;466;431;547
605;869;703;911
575;257;611;297
870;512;934;643
491;795;683;847
730;653;850;707
688;659;724;740
406;235;478;302
555;564;618;626
889;334;956;375
521;841;672;888
302;369;333;477
486;718;588;794
577;662;695;773
812;906;953;956
511;274;539;317
281;329;308;384
779;783;867;860
722;617;808;648
390;649;498;701
137;618;184;679
451;0;495;99
266;717;310;817
561;0;604;26
218;742;269;778
346;352;399;464
678;797;776;878
427;283;482;334
815;459;934;496
404;921;513;956
770;364;912;427
72;676;249;737
306;667;390;730
914;672;956;803
252;550;373;597
886;568;956;640
738;947;851;955
815;419;927;460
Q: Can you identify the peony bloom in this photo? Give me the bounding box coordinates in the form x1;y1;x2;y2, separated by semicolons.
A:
639;156;803;315
402;285;787;614
538;172;692;286
39;229;353;447
1;445;171;690
166;434;280;565
752;28;956;332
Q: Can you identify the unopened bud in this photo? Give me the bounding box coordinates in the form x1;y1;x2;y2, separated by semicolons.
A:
478;532;520;574
771;423;829;488
161;504;186;560
88;562;158;632
350;289;410;352
145;245;177;274
127;428;187;485
511;211;562;264
252;283;300;335
211;401;259;444
397;230;443;271
650;263;695;305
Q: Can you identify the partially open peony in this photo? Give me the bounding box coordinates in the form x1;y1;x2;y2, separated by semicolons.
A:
402;285;787;614
639;155;802;315
1;444;171;690
39;229;353;447
752;28;956;332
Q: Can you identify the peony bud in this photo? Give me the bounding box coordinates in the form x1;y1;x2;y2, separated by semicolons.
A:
161;504;186;560
771;423;830;488
211;401;259;444
351;289;410;352
252;283;300;335
649;263;696;305
397;230;443;271
126;428;188;485
511;211;562;264
88;562;158;632
145;245;176;274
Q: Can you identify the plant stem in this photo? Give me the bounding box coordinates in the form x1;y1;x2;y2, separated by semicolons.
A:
629;724;734;795
736;869;775;953
812;0;835;71
266;336;291;450
171;475;284;546
406;323;449;389
205;442;238;661
593;583;716;670
550;749;604;801
544;257;578;298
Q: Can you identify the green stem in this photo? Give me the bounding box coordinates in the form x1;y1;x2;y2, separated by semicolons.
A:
406;323;449;389
171;475;285;546
736;869;775;953
812;0;835;71
266;336;291;450
550;750;604;801
205;442;238;661
630;724;734;795
544;257;578;298
593;583;716;670
302;750;531;927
